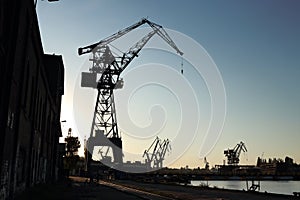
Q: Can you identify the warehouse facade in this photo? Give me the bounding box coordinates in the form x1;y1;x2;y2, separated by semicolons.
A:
0;0;64;198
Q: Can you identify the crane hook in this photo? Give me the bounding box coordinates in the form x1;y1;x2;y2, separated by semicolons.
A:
181;57;184;74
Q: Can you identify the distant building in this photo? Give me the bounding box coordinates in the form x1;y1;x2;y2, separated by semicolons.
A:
257;156;300;176
256;157;277;175
0;0;64;198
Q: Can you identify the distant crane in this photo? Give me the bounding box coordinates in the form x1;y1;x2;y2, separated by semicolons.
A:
224;141;247;165
204;157;210;170
143;137;171;169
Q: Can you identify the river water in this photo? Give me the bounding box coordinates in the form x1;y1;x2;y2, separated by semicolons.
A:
190;180;300;195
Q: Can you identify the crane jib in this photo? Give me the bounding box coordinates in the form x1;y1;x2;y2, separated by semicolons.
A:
78;18;183;56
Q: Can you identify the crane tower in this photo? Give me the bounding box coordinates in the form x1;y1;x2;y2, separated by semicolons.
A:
143;137;171;169
78;18;183;168
224;141;247;165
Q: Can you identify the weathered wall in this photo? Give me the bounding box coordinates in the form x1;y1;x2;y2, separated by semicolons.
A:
0;0;64;198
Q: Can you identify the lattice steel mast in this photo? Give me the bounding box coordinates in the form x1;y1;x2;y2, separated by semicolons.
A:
79;18;183;165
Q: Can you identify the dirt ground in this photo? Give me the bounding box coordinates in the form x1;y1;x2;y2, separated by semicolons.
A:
103;178;297;200
16;176;297;200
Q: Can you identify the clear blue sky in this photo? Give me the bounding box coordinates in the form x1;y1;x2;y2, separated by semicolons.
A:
37;0;300;168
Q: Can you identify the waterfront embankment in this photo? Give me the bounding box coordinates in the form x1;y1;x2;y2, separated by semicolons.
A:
106;179;298;200
16;176;298;200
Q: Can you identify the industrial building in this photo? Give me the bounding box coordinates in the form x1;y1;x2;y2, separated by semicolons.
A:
0;0;64;198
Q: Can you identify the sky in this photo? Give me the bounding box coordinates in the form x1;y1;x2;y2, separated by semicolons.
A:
36;0;300;168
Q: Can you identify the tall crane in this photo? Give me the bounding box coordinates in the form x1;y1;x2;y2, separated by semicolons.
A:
224;141;247;165
79;18;183;167
204;157;210;170
143;137;171;169
157;139;171;168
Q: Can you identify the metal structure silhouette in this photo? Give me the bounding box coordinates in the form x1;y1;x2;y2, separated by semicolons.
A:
224;141;247;165
143;137;171;169
79;18;182;166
